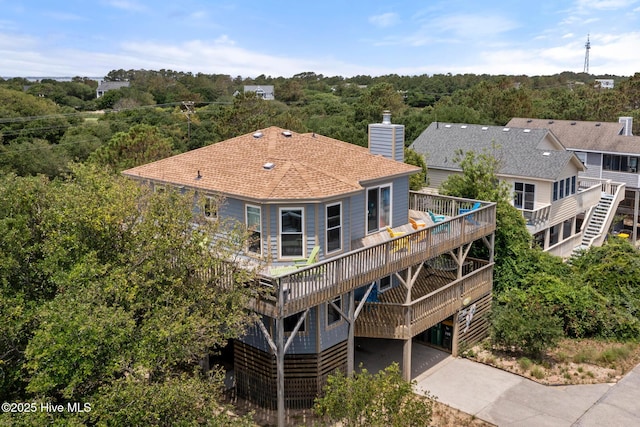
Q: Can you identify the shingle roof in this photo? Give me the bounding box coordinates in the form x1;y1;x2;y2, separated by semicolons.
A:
122;126;419;201
96;81;130;91
410;122;582;181
507;118;640;155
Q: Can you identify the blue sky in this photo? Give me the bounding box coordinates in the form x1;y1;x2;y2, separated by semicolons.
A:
2;0;640;78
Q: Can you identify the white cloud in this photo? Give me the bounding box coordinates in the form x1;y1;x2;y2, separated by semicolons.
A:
102;0;147;12
44;12;85;21
369;12;400;28
575;0;639;10
432;14;519;39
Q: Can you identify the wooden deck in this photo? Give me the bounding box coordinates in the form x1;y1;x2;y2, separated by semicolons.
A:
354;259;493;339
251;193;496;318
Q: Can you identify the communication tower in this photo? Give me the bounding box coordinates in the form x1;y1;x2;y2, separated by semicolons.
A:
583;34;591;74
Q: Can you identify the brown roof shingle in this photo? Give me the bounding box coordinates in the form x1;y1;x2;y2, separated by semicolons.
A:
122;126;419;201
507;118;640;154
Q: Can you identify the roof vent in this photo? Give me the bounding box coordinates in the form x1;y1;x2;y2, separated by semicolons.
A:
596;123;601;127
527;119;533;123
524;129;531;133
548;120;554;124
503;128;510;132
445;124;452;128
571;122;576;125
481;126;488;131
461;125;467;129
253;131;263;138
543;152;550;156
282;130;292;137
263;162;275;170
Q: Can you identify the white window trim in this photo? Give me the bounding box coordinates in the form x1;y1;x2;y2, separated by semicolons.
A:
378;276;392;292
203;195;217;220
514;181;535;210
366;183;393;234
245;204;262;256
279;207;305;259
326;202;342;254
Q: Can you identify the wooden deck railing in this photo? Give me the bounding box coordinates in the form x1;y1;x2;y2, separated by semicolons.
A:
255;193;496;317
354;261;493;339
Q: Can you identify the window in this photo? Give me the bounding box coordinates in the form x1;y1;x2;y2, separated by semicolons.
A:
327;296;343;326
246;205;261;255
367;185;391;233
563;219;573;240
549;224;560;246
203;196;217;220
280;208;303;257
514;182;534;210
553;177;577;202
603;154;640;173
284;312;305;334
326;203;342;253
379;276;392;292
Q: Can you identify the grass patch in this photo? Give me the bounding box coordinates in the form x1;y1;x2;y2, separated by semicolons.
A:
530;366;545;379
573;348;596;364
517;357;533;371
597;345;633;365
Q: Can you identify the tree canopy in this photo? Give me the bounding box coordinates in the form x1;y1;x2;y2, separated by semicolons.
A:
0;165;260;425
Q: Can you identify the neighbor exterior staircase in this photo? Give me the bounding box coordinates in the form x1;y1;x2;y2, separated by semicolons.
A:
580;193;616;249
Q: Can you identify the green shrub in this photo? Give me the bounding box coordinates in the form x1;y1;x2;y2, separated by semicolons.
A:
489;293;563;359
314;363;434;427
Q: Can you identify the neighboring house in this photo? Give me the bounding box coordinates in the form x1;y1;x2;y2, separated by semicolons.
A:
122;113;496;420
243;84;275;100
509;117;635;241
410;122;616;258
95;81;130;98
595;79;614;89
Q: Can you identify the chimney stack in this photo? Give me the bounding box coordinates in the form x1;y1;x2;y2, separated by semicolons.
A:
619;117;634;136
368;110;405;162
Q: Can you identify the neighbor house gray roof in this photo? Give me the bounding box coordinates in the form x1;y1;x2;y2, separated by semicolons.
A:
410;122;584;181
96;81;130;91
507;118;640;155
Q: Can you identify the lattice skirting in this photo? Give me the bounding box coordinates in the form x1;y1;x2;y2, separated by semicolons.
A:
455;292;492;353
234;340;348;410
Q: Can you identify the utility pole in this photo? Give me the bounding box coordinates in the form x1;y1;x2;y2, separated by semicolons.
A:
182;101;195;143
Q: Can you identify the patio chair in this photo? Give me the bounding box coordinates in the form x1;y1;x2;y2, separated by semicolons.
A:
294;245;320;268
428;211;449;233
409;217;427;230
269;264;298;276
386;226;410;252
458;202;481;225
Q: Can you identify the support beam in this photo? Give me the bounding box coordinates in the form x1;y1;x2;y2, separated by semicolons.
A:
634;190;639;246
348;290;355;375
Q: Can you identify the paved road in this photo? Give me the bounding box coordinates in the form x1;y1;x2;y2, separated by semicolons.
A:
355;338;640;427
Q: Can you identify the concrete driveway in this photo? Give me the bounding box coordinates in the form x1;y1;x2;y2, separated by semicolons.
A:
355;338;640;427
